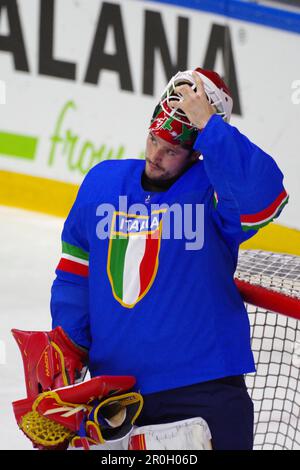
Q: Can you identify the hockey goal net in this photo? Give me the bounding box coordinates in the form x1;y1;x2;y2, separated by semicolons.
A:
235;250;300;450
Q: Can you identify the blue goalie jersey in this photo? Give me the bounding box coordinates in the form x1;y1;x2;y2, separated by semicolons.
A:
51;115;288;394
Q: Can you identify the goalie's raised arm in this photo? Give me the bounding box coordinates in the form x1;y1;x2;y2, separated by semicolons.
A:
194;114;288;242
162;67;288;246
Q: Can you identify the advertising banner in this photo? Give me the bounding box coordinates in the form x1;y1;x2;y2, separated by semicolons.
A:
0;0;299;232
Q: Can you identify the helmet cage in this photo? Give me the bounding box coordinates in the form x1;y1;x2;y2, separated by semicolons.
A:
160;70;232;127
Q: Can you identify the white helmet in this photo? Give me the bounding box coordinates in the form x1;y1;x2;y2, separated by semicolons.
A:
160;67;233;127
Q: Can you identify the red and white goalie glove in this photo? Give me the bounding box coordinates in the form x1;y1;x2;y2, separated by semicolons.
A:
13;375;143;450
12;326;88;398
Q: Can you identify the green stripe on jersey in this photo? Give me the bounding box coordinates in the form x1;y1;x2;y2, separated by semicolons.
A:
109;236;129;300
62;241;89;261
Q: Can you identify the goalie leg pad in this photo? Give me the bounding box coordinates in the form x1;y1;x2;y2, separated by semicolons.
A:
128;417;212;450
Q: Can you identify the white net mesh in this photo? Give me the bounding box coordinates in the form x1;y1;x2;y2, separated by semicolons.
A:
236;250;300;299
236;250;300;450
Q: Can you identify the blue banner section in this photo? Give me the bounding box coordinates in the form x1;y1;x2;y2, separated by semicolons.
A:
146;0;300;34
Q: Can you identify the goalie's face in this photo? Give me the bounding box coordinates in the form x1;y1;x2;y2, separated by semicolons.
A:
145;132;197;180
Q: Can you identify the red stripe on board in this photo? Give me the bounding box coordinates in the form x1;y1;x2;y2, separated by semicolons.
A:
139;231;160;296
240;190;288;223
57;258;89;277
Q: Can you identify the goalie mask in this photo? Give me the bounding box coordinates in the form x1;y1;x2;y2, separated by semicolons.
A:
149;67;233;147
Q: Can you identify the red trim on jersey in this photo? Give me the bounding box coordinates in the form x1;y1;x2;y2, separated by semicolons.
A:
57;258;89;277
240;190;288;223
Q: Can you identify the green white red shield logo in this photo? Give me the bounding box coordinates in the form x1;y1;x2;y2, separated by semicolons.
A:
107;210;166;308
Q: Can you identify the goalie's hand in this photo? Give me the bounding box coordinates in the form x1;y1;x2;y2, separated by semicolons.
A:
169;71;216;130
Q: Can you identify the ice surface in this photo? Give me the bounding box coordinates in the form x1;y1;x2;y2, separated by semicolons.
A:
0;206;63;449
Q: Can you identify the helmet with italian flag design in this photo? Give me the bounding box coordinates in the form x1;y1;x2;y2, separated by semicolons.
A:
149;67;233;148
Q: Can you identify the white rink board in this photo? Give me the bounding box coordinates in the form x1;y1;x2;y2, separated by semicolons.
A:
0;0;299;227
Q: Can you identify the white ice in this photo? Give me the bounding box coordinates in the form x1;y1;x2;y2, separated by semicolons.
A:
0;205;63;449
